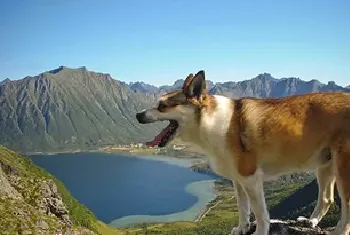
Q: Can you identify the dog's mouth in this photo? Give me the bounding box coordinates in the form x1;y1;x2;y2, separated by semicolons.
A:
149;120;179;148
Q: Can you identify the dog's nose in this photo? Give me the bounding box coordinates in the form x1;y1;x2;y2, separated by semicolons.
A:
136;111;147;124
136;112;143;122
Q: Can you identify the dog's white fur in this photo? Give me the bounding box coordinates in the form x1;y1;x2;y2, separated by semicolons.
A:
181;95;270;235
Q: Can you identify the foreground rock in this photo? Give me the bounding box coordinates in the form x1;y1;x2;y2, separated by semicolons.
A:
246;219;334;235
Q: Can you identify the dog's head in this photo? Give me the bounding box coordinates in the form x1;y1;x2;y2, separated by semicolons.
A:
136;70;208;147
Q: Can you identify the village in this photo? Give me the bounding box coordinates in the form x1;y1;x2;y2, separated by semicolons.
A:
100;142;188;155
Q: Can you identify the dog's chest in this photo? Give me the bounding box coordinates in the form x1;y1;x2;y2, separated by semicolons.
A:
199;96;237;178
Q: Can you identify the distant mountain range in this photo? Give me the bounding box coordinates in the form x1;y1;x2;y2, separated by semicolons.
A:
129;72;349;98
0;66;349;153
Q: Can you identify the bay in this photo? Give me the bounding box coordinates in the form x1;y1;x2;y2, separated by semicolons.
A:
29;152;216;227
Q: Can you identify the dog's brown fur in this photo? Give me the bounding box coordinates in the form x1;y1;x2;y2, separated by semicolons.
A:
136;71;350;235
227;93;350;177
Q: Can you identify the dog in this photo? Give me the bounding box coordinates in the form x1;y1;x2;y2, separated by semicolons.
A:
136;70;350;235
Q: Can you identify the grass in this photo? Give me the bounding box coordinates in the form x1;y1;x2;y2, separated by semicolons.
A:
92;221;124;235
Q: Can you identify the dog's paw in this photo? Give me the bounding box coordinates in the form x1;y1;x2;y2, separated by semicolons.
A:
230;223;250;235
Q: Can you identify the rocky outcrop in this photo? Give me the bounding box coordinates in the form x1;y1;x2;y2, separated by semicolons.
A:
247;219;333;235
39;180;72;226
0;164;22;198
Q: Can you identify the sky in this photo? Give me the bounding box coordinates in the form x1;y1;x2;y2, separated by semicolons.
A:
0;0;349;86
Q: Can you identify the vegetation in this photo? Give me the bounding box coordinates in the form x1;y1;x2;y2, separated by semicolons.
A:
0;146;122;235
270;179;341;228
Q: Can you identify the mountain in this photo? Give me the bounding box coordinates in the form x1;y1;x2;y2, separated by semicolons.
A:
1;67;349;153
0;146;98;234
155;79;215;95
128;81;158;94
209;73;349;98
0;78;11;86
0;66;163;153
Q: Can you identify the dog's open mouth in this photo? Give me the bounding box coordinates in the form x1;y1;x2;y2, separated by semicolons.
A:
149;120;178;148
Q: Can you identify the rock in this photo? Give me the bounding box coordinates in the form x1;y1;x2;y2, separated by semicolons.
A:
56;228;96;235
39;180;72;226
0;164;22;199
246;219;333;235
36;220;49;230
0;161;20;176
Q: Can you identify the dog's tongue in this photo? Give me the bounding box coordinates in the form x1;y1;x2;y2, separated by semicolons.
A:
149;124;172;147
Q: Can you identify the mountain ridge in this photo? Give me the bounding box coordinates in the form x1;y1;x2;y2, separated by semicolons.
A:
0;66;349;153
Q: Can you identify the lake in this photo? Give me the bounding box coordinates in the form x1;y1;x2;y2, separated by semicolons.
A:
29;152;216;228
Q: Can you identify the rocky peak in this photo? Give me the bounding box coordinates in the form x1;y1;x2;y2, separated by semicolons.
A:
0;78;11;86
47;65;68;74
327;81;336;86
256;73;275;81
129;81;158;93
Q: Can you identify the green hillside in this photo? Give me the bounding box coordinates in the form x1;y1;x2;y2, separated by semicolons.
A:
0;146;122;235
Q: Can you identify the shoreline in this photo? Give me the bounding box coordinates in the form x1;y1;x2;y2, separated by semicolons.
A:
109;179;217;228
105;153;218;228
23;145;206;160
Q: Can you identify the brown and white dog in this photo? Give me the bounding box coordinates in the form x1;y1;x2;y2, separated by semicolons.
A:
136;71;350;235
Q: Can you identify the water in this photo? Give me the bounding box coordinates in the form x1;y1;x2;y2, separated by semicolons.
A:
29;152;216;227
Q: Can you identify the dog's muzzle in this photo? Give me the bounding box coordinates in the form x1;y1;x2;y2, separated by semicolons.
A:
136;110;153;124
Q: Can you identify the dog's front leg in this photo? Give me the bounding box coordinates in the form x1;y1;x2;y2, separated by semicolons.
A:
240;170;269;235
230;181;251;235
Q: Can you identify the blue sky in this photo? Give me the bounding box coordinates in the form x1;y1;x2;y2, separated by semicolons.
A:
1;0;349;86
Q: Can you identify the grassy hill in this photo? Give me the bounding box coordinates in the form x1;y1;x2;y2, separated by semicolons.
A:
0;146;122;235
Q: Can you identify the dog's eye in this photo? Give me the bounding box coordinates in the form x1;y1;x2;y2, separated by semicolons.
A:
158;102;167;112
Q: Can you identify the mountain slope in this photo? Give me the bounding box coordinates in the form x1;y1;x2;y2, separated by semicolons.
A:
270;180;341;227
270;179;341;228
0;146;98;234
0;66;163;153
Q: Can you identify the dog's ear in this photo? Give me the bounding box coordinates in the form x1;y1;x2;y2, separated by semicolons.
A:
183;70;206;99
